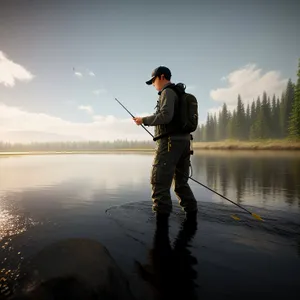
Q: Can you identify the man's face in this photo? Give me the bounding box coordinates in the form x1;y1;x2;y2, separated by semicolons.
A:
152;75;165;91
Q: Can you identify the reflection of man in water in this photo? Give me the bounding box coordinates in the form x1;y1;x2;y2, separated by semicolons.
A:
136;214;198;300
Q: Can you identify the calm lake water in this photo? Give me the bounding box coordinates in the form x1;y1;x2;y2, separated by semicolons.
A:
0;151;299;299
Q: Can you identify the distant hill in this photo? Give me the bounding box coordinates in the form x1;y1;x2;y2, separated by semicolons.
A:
0;131;86;143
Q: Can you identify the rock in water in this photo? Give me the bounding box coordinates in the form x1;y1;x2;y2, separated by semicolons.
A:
10;238;135;300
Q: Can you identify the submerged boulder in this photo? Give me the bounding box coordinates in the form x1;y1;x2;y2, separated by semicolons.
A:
10;238;136;300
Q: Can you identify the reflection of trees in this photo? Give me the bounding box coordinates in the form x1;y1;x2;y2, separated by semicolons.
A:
206;158;218;191
192;153;300;207
218;160;229;197
191;155;202;179
230;157;249;204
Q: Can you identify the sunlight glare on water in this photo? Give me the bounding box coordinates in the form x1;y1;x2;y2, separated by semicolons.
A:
0;193;36;298
0;194;35;240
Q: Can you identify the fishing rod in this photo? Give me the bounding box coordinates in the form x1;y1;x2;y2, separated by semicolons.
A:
115;97;263;222
114;98;154;138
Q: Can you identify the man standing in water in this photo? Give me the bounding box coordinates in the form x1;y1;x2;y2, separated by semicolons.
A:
133;66;198;217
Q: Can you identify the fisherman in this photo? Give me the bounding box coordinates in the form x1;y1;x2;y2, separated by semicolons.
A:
133;66;198;217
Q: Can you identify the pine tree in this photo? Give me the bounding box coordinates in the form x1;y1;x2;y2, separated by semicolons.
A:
271;95;277;138
261;91;271;138
250;96;262;139
226;111;232;139
219;103;229;140
250;100;256;130
266;94;272;127
205;114;210;141
194;126;201;142
200;124;206;141
246;103;251;139
217;110;222;140
274;96;281;138
267;95;272;137
228;110;237;139
280;80;295;138
236;95;246;140
250;113;263;139
206;113;216;142
208;114;213;141
279;93;285;138
256;96;261;120
213;113;218;141
201;58;300;142
289;58;300;140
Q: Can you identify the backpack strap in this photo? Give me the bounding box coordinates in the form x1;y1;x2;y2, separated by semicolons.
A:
153;83;187;141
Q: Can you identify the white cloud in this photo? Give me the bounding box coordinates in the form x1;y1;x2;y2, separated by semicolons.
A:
210;64;288;105
78;105;94;114
73;68;95;78
0;50;34;87
74;72;83;78
0;103;154;143
93;89;107;96
137;112;152;117
92;115;117;126
186;85;197;91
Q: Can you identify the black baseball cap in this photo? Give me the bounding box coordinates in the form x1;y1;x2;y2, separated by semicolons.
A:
145;66;172;85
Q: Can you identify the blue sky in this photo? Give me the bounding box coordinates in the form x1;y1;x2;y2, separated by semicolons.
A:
0;0;299;142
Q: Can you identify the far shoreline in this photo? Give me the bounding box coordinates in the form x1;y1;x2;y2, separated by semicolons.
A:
1;140;300;155
192;140;300;150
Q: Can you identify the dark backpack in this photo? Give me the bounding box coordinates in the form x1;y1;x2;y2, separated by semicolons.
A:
168;83;199;133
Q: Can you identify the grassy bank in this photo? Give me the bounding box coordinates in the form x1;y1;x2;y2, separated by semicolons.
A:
193;140;300;150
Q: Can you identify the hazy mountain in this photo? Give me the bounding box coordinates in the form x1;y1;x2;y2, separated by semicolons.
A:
0;131;86;143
